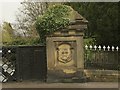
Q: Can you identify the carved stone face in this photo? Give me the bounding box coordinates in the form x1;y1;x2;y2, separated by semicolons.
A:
57;44;72;63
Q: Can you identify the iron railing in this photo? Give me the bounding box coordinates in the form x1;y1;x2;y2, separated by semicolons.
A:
84;45;119;70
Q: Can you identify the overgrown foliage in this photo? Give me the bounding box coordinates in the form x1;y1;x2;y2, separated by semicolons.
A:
35;5;73;44
84;38;96;46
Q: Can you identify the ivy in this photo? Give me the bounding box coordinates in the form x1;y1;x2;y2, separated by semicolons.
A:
35;5;73;44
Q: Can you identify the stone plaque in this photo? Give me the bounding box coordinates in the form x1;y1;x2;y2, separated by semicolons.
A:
54;42;76;68
57;44;72;63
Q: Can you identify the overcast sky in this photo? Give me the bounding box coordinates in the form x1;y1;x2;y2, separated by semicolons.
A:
0;0;23;24
0;0;119;24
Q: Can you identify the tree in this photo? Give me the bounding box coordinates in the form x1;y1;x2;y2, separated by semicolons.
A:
35;4;73;44
2;22;14;44
16;1;48;37
65;2;119;46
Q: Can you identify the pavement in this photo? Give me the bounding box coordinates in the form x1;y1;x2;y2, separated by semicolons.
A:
1;81;119;88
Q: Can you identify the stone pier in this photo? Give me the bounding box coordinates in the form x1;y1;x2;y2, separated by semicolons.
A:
46;10;88;83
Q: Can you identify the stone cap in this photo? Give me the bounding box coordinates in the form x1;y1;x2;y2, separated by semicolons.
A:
69;11;88;25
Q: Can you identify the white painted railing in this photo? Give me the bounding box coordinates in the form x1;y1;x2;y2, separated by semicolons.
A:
85;45;119;51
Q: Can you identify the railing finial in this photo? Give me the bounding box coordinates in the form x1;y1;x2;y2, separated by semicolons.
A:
116;46;119;51
94;45;97;50
103;46;106;51
98;45;101;51
89;45;92;50
85;45;88;50
107;46;110;51
112;46;115;51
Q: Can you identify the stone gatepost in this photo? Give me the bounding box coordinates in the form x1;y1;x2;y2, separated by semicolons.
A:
46;11;88;82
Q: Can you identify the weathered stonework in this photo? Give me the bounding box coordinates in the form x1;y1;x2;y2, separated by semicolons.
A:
46;10;88;82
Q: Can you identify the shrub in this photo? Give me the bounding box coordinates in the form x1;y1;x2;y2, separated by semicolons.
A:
35;4;73;44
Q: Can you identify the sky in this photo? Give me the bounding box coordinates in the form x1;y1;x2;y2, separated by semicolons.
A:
0;0;119;24
0;0;23;24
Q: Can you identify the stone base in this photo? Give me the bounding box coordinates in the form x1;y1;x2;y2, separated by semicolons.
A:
47;69;87;83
